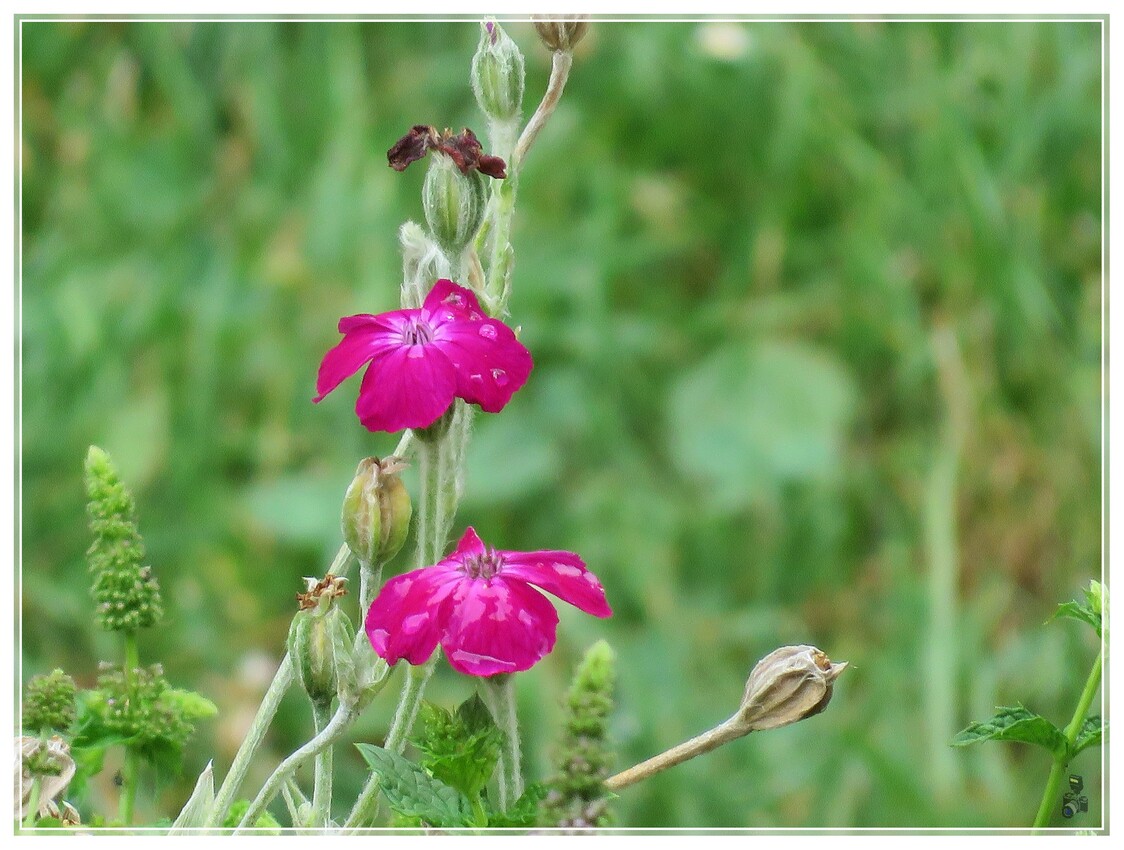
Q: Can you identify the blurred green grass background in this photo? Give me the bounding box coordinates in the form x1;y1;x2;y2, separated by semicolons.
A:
20;18;1103;828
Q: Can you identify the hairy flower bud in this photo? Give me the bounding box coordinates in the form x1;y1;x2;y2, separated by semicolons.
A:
289;575;356;708
472;20;525;123
736;645;847;732
423;152;488;258
23;670;78;735
533;17;589;52
342;457;412;567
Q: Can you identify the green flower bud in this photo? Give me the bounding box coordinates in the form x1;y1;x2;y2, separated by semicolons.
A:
342;457;412;567
23;669;78;734
289;575;356;708
541;640;616;829
84;446;163;632
423;152;488;258
471;20;525;123
533;17;590;52
1086;580;1104;617
91;662;197;754
735;645;847;732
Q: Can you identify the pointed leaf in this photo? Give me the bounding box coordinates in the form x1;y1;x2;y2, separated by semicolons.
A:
356;743;473;827
1051;600;1101;637
1072;716;1105;757
169;760;214;831
951;706;1068;758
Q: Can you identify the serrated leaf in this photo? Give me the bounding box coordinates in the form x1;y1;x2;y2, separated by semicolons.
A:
1051;600;1102;636
486;783;547;828
356;743;473;827
951;706;1068;757
455;693;496;734
1072;715;1105;757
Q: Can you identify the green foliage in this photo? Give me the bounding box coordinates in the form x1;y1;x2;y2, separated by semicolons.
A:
23;669;78;734
1072;716;1104;758
83;446;163;632
541;640;616;828
78;664;217;774
951;705;1068;759
411;694;503;800
355;744;477;828
1051;582;1104;636
223;800;283;832
20;20;1103;827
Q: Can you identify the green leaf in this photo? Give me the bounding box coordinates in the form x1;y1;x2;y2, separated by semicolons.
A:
486;783;547;828
1051;600;1101;636
410;696;503;800
1072;716;1105;757
33;817;63;828
162;689;219;721
951;706;1068;757
355;743;473;827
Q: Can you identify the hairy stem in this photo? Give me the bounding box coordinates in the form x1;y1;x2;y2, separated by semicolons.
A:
513;50;573;169
310;701;335;827
23;777;42;827
1032;648;1103;830
605;717;746;792
235;701;359;833
482;675;523;810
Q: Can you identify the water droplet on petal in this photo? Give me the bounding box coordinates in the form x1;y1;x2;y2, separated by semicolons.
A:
491;368;508;386
442;311;457;322
478;324;498;340
470;373;484;383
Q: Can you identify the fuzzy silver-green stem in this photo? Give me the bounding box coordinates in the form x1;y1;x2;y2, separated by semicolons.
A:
234;701;359;832
513;50;572;170
310;701;334;827
483;675;523;810
605;717;745;792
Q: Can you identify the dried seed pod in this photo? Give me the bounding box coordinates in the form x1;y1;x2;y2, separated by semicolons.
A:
736;645;847;732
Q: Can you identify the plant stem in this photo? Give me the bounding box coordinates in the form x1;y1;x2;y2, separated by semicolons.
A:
310;701;335;827
119;630;140;825
23;777;41;827
1032;648;1103;830
513;50;573;170
605;717;746;792
482;675;523;810
235;701;359;832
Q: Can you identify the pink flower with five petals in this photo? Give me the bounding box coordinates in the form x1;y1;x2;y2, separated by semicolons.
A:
314;280;532;433
365;527;612;677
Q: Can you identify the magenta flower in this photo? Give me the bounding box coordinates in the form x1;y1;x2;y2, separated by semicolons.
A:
314;280;532;433
365;527;612;677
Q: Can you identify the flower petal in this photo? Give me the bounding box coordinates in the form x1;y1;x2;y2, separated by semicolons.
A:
314;323;398;403
451;526;487;558
433;320;533;413
423;280;487;323
354;344;458;433
365;567;462;666
440;578;559;676
501;551;613;618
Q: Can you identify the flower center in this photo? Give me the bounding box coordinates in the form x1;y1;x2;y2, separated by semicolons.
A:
402;318;434;347
462;551;503;581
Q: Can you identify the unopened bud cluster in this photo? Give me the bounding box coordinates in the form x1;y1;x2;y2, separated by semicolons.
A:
472;20;525;122
84;446;163;632
23;669;77;734
289;575;356;707
341;457;412;567
424;154;488;258
92;662;193;752
18;736;77;821
735;645;848;733
541;640;616;829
